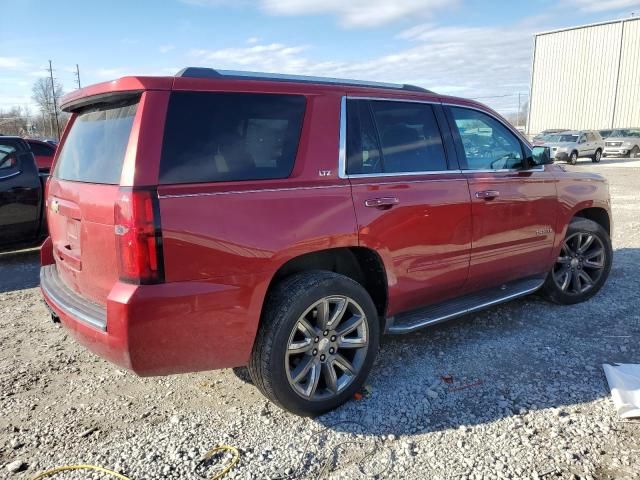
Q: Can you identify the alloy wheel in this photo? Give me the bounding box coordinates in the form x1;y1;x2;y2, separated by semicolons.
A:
553;232;606;295
285;296;369;401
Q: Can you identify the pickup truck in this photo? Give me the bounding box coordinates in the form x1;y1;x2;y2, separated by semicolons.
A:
0;136;48;252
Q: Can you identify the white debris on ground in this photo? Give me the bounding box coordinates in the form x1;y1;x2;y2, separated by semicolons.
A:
603;364;640;419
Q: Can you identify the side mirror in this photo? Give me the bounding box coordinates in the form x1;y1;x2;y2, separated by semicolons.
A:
527;146;553;167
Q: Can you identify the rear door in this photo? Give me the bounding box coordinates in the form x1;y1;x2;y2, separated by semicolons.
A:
0;138;41;246
47;95;141;304
346;98;471;316
445;105;557;291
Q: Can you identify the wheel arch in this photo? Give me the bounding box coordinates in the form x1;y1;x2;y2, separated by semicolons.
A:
261;247;389;329
573;207;610;235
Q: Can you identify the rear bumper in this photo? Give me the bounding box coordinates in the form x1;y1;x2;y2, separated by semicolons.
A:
40;264;265;376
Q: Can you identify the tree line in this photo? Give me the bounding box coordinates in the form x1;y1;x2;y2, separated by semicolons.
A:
0;78;69;139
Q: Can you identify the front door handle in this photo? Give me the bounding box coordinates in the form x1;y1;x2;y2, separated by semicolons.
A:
364;197;400;209
475;190;500;200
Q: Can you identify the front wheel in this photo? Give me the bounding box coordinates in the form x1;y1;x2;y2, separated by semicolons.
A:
592;149;602;163
248;271;380;416
569;151;578;165
630;146;640;159
541;218;612;305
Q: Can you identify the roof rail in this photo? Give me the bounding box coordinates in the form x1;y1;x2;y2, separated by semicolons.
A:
175;67;432;93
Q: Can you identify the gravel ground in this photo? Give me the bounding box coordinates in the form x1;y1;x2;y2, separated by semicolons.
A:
1;159;639;480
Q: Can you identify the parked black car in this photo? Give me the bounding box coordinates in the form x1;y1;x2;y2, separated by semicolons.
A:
0;136;48;252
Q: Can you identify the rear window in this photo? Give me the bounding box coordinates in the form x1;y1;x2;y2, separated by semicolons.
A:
54;98;139;184
159;92;306;184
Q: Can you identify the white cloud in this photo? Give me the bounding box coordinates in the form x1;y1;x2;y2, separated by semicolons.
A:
190;20;536;112
0;57;28;69
159;44;176;54
566;0;640;12
261;0;457;27
180;0;458;27
246;36;260;44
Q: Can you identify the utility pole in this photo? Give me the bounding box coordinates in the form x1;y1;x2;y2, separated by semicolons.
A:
517;92;522;128
48;60;61;139
74;64;81;89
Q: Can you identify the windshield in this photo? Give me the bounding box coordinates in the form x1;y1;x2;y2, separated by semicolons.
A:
547;134;578;143
610;129;640;138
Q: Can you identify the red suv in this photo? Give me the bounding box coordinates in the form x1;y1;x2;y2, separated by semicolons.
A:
26;138;56;172
40;68;613;416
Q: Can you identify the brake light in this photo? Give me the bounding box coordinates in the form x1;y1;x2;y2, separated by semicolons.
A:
114;188;164;284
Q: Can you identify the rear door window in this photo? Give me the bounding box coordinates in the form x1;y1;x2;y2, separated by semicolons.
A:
159;92;306;184
54;97;139;184
346;99;448;175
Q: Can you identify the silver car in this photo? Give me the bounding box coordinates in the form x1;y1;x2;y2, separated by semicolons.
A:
602;129;640;158
543;130;604;165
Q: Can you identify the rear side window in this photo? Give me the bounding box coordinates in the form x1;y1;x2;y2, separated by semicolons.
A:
54;98;139;184
346;99;447;175
159;92;306;184
29;142;55;156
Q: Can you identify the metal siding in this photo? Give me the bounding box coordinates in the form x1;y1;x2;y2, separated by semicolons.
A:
528;19;640;134
614;20;640;127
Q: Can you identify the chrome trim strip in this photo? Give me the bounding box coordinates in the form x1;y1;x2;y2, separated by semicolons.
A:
158;184;350;199
0;171;21;180
338;96;347;179
347;169;463;178
387;279;545;334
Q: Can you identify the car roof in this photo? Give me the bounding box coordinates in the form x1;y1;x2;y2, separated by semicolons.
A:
60;67;510;131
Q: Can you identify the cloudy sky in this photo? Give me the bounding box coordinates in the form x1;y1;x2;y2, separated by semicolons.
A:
1;0;639;115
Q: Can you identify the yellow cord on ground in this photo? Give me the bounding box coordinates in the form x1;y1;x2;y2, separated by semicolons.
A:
31;464;131;480
201;445;241;480
30;445;240;480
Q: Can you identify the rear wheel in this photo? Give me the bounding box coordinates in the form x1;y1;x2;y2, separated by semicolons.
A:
248;271;380;416
592;149;602;163
569;151;578;165
542;218;612;305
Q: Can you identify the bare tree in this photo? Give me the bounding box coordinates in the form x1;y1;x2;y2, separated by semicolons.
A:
32;77;64;138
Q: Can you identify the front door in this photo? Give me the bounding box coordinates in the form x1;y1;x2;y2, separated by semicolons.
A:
345;98;472;316
446;105;558;292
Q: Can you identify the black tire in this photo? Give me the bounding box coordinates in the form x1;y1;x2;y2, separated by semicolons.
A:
592;149;602;163
630;146;640;159
541;218;612;305
569;151;578;165
248;271;380;416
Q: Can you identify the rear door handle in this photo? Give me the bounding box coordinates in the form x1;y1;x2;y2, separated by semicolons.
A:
475;190;500;200
364;197;400;209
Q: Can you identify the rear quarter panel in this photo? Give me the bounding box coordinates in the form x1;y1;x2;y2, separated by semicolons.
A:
156;90;358;364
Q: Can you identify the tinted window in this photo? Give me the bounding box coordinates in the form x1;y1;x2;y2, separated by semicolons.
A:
346;100;447;175
450;107;523;170
29;142;55;156
159;92;306;184
0;143;18;170
54;98;139;184
346;100;383;175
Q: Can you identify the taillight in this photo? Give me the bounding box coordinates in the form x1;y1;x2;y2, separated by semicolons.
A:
114;188;164;284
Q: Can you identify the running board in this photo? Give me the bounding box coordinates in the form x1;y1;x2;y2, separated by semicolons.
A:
386;275;546;334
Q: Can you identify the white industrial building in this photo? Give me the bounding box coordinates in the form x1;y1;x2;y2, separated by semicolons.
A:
527;17;640;135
